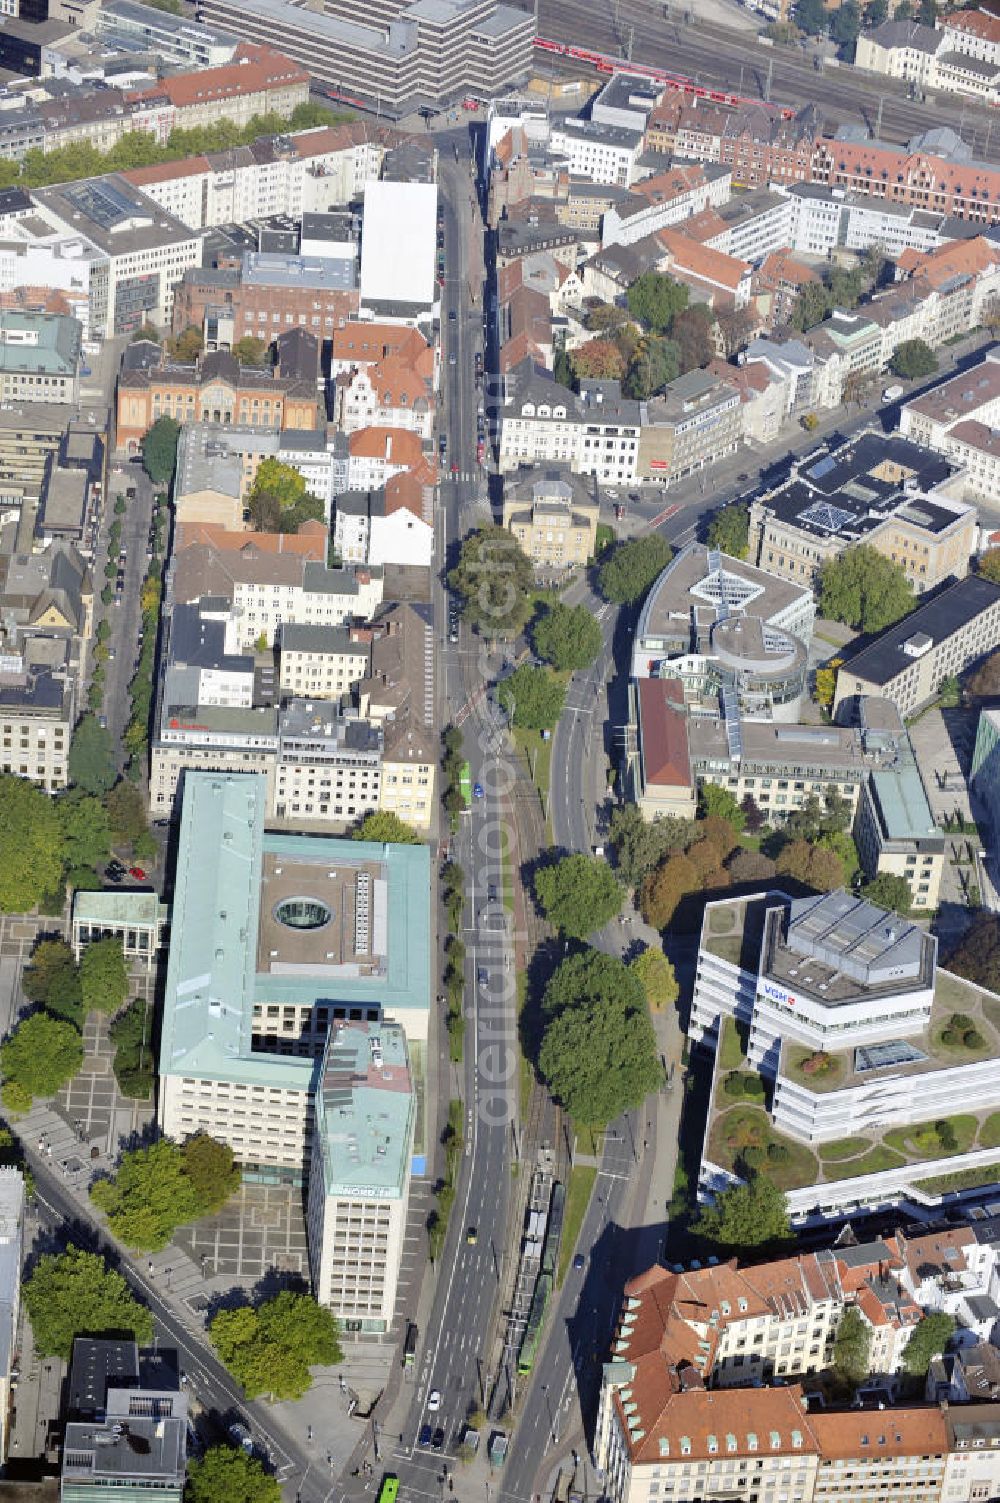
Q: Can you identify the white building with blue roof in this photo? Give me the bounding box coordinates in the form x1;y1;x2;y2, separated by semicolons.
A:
157;772;430;1187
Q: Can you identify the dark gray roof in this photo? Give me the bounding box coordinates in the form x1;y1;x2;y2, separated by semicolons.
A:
69;1339;140;1419
843;575;1000;687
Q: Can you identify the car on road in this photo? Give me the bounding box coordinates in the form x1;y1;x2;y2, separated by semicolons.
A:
573;1253;586;1270
129;866;147;880
427;1389;441;1412
487;883;497;902
438;434;447;456
450;461;458;474
473;781;483;798
466;1226;477;1244
448;309;457;321
98;715;107;729
432;1428;445;1451
477;967;488;988
448;353;457;365
418;1424;433;1447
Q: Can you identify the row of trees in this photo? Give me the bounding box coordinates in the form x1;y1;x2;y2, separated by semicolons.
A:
2;935;128;1110
0;100;342;194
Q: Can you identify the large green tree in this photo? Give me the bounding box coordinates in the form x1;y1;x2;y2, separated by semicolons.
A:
599;535;672;605
141;415;180;487
1;1009;83;1110
775;839;846;893
978;549;1000;586
609;805;695;888
626;271;689;334
699;782;746;831
833;1306;872;1388
623;335;680;399
534;855;622;939
68;715;116;795
247;459;324;534
352;812;421;844
532;603;603;672
21;937;81;1022
0;773;66;911
817;545;914;633
694;1174;791;1250
630;947;679;1011
860;871;912;914
105;780;150;848
182;1131;241;1212
57;790;111;878
23;1246;153;1360
210;1290;342;1400
539;949;660;1125
672;304;715;374
90;1132;239;1250
497;665;566;732
186;1449;281;1503
890;338;937;380
80;938;128;1016
707;503;750;560
902;1313;956;1376
947;912;1000;991
449;526;535;638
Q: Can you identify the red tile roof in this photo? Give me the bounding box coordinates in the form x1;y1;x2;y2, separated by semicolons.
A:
132;45;308;111
638;678;692;788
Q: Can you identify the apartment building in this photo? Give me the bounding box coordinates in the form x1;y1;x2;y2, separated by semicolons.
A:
638;368;743;486
780;182;967;259
748;431;976;594
810;136;1000;225
357;604;436;832
856;19;1000;101
129;44;309;133
0;308;79;405
649;96;816;189
174;254;358;351
306;1021;413;1333
158;773;430;1187
273;701;383;825
31;177;201;339
834;574;1000;717
334;350;435;440
601;163;731;248
623;676;697;820
502;470;600;573
547;118;643;187
331;476;433;569
125;123;389;234
278;623;372;701
117;338;319;453
900;350;1000;503
0;1170;23;1466
198;0;534;115
169;538;383;650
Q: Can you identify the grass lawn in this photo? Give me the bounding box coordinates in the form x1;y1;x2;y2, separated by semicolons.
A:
785;1046;845;1093
718;1016;747;1072
916;1161;1000;1196
818;1137;873;1162
822;1146;906;1181
499;827;514;914
512;726;552;803
980;1113;1000;1150
557;1163;598;1286
884;1114;978;1159
516;972;533;1118
707;1103;818;1192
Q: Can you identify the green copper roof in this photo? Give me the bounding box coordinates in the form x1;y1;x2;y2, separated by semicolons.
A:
159;772;430;1090
314;1020;413;1199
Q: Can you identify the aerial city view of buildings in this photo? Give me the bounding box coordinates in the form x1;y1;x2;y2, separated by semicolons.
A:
10;0;1000;1500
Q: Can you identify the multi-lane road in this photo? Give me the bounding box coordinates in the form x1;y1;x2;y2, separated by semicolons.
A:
535;0;1000;156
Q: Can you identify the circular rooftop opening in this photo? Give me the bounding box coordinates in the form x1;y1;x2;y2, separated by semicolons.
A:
274;896;333;931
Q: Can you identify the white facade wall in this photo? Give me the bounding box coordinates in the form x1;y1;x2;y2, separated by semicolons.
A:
368;509;433;567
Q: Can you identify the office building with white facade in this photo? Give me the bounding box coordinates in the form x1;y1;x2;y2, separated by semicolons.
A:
306;1020;413;1333
157;773;430;1189
692;889;1000;1220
